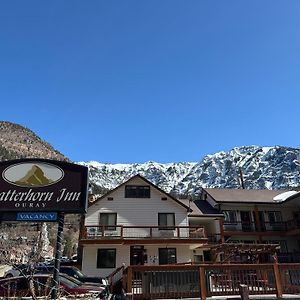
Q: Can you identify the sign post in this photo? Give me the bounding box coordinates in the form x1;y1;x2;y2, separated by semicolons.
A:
51;212;65;300
0;159;88;300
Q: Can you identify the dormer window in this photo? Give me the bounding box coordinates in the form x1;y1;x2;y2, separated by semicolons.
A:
125;185;150;198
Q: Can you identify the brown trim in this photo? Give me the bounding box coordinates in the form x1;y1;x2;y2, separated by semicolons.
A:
224;231;286;237
219;218;225;243
253;206;262;243
79;238;208;245
188;214;224;218
88;174;191;211
218;200;281;204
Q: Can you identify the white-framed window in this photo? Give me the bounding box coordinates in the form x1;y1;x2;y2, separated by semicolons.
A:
158;213;175;230
223;211;237;223
99;213;117;230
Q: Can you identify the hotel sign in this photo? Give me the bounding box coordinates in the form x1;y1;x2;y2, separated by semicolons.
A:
0;159;88;213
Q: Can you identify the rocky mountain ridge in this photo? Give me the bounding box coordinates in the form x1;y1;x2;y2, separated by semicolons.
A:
80;146;300;199
1;121;299;199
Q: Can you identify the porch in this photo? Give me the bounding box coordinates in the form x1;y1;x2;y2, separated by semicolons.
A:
111;263;300;300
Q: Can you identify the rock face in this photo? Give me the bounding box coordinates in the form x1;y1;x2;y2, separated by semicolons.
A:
172;146;300;198
0;121;67;161
81;146;300;199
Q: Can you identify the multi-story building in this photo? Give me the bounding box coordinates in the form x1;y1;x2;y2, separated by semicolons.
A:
79;175;212;277
200;188;300;262
79;175;300;277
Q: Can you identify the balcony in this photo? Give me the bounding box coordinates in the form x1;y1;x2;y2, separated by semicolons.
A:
81;225;207;244
224;221;287;233
224;221;256;232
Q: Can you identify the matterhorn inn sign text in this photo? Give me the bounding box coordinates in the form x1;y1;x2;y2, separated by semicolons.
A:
0;159;88;213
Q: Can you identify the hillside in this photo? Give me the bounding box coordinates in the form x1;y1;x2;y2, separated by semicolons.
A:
0;121;67;161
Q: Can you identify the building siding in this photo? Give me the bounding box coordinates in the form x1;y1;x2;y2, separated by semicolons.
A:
85;177;189;227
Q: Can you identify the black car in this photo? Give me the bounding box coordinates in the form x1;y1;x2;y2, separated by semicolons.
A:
35;265;108;287
5;265;108;288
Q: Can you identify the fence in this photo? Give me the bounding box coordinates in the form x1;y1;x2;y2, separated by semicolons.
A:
124;263;300;299
280;263;300;294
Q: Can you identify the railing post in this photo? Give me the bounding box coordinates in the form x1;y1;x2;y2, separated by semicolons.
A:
199;266;206;300
219;219;225;243
120;225;124;238
273;263;283;298
177;227;180;238
127;266;133;294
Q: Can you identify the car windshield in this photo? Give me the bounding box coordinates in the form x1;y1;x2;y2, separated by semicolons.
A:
61;274;82;285
61;267;86;278
73;268;86;278
59;275;80;288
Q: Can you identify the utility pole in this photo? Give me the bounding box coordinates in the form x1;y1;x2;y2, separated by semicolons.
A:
239;167;245;189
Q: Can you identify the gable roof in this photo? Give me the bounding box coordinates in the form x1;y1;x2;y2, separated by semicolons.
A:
203;188;291;204
89;174;190;211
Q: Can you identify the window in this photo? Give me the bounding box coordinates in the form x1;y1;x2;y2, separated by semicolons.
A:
159;248;177;265
158;213;175;230
224;211;237;223
99;213;117;230
125;185;150;198
97;249;116;268
267;211;282;224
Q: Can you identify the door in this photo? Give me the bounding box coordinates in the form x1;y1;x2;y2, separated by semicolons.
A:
130;246;146;265
240;211;252;231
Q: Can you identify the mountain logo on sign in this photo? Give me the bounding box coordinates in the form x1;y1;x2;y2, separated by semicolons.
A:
15;165;53;186
2;162;64;187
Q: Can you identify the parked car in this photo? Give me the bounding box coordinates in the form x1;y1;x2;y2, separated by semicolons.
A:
0;274;107;298
4;265;108;287
4;264;31;278
36;265;108;287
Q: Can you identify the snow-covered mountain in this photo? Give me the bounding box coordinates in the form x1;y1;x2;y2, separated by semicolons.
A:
79;161;196;195
79;146;300;199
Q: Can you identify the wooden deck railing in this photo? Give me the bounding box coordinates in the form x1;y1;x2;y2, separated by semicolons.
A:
107;264;125;293
224;219;300;233
82;225;206;240
124;263;300;299
224;221;287;232
279;263;300;293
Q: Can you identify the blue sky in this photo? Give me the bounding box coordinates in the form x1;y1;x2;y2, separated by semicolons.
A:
1;1;300;163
